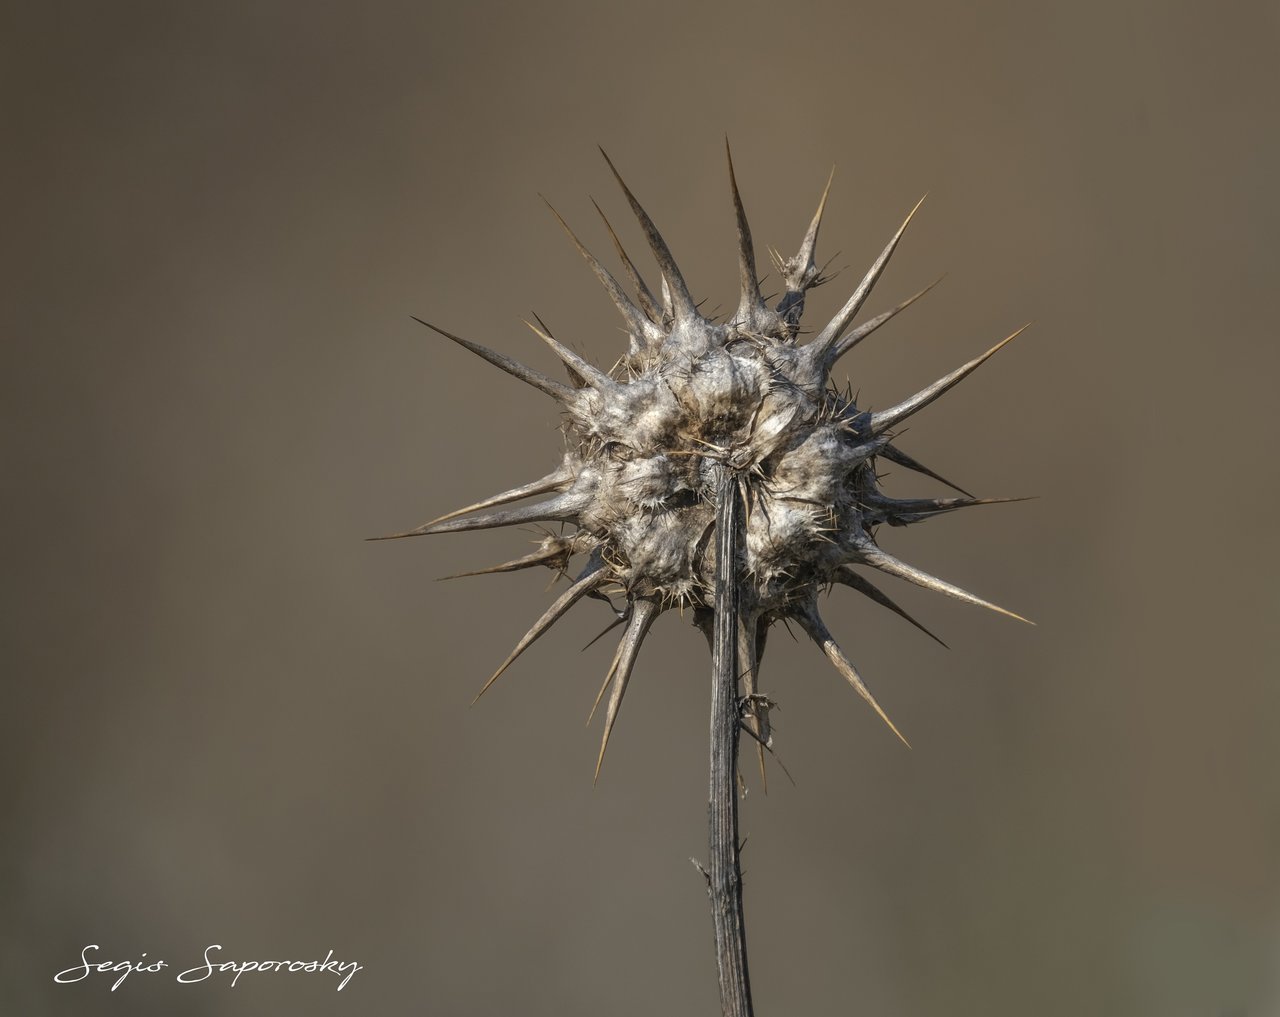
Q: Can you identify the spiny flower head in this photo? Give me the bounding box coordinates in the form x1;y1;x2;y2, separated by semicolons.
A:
377;143;1029;779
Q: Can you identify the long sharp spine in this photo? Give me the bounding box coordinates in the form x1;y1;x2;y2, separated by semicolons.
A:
863;493;1032;517
411;317;573;403
592;198;662;326
422;466;572;528
369;492;585;540
598;147;699;322
542;197;662;345
522;318;616;391
531;313;587;387
870;324;1030;434
776;167;834;332
725;138;766;327
473;557;610;702
795;602;910;747
437;540;573;581
853;539;1033;625
879;444;975;498
831;277;944;363
594;598;659;782
803;195;927;380
834;567;948;648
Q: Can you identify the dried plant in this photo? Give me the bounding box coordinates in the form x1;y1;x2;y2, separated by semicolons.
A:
375;142;1029;1017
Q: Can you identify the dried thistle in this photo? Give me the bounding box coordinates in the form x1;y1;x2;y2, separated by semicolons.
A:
376;142;1029;1016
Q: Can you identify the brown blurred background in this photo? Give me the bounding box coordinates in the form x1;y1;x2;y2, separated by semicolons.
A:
3;1;1278;1014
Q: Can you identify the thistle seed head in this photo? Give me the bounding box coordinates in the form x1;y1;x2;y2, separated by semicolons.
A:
379;143;1029;772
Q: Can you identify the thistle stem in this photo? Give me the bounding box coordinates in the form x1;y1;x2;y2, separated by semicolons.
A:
709;466;754;1017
